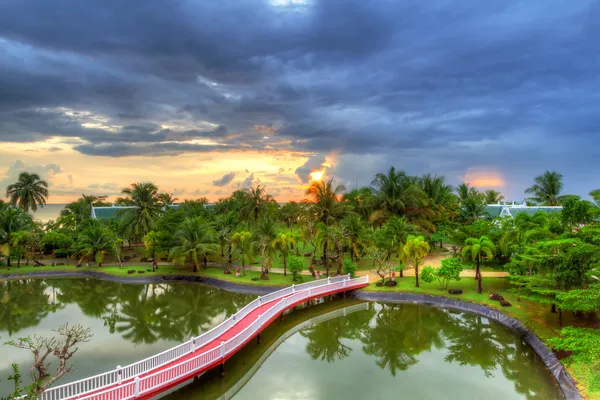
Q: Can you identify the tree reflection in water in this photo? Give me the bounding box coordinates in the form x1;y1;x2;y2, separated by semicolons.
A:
0;278;253;345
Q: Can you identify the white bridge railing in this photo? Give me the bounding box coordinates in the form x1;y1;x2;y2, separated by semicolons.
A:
38;275;368;400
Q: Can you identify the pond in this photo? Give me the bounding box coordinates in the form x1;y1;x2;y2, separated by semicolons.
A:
0;279;563;399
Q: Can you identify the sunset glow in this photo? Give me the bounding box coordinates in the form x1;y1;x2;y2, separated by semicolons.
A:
310;170;324;181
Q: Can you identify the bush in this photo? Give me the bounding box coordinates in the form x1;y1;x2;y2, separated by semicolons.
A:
342;259;357;278
288;256;304;282
420;257;462;290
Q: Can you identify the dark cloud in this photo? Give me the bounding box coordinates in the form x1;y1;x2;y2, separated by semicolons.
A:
212;172;236;187
0;0;598;197
295;153;326;183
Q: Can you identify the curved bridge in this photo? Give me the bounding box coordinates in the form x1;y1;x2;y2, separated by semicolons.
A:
39;275;369;400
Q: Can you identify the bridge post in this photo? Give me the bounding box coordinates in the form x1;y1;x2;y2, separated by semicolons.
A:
116;365;122;385
220;363;225;377
191;336;196;353
134;377;140;396
258;296;262;306
327;276;331;285
257;332;262;344
292;284;295;293
220;342;225;358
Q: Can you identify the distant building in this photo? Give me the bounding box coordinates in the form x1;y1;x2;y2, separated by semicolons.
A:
485;201;562;219
91;204;181;220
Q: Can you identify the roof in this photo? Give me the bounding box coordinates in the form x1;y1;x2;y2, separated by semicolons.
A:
91;204;181;220
485;204;562;219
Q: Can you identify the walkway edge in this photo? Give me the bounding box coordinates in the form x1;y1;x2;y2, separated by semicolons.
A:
356;291;581;400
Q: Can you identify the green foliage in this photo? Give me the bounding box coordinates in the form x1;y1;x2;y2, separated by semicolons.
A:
342;258;357;278
561;197;597;227
287;256;304;282
548;327;600;391
0;363;38;400
420;257;462;290
556;283;600;313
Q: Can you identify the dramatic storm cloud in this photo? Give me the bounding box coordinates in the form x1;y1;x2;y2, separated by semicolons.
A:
0;0;598;201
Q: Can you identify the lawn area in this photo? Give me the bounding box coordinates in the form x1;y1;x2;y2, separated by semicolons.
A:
0;264;313;287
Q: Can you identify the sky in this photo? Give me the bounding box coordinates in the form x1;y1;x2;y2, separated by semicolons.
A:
0;0;599;203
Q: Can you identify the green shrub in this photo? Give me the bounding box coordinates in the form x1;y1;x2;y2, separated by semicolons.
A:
420;257;462;290
288;256;304;282
342;259;357;278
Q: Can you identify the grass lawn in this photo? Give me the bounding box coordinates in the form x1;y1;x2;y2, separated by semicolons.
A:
0;264;313;287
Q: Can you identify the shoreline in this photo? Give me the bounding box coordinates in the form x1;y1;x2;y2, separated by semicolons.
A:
1;270;582;399
357;291;581;400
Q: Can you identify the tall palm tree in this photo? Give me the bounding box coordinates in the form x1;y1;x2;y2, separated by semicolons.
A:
272;232;296;276
6;172;49;212
484;190;505;204
0;207;33;266
341;215;368;261
305;178;347;225
157;192;178;207
169;217;218;272
232;230;253;274
241;185;275;222
384;216;420;266
462;235;495;293
459;195;487;223
254;217;278;279
419;174;456;209
525;171;563;206
76;223;115;266
456;183;481;204
401;235;430;288
119;182;162;242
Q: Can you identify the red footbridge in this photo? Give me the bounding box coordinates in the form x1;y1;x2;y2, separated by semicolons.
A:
38;275;369;400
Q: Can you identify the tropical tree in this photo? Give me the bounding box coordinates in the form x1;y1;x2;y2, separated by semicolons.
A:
119;182;162;242
525;171;563;206
157;192;178;207
5;172;49;212
484;190;505;204
272;232;296;276
462;235;495;293
384;216;419;261
402;235;430;288
43;231;68;267
76;223;115;267
254;217;278;279
341;215;368;261
241;185;275;222
169;217;217;272
232;230;253;274
0;207;32;266
456;183;481;204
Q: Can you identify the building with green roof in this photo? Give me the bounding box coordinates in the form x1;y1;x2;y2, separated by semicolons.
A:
485;203;562;219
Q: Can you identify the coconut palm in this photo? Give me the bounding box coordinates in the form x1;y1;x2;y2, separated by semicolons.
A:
5;172;49;212
76;223;115;266
305;178;347;225
119;182;163;242
484;190;505;204
157;192;178;207
462;235;495;293
272;232;296;276
456;183;482;204
169;217;218;272
401;235;430;288
459;195;487;223
0;207;33;266
241;185;275;222
384;216;420;264
254;217;278;279
419;174;456;210
340;215;368;261
525;171;563;206
232;230;253;274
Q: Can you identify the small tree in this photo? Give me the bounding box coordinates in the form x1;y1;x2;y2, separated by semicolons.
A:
4;324;92;394
420;257;462;291
462;235;495;294
288;256;304;282
402;235;430;288
342;259;357;278
232;230;253;276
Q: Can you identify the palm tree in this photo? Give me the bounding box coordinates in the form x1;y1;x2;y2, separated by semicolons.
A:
590;189;600;206
241;185;275;222
6;172;49;212
384;216;420;272
157;192;178;207
119;182;163;242
462;235;495;293
272;232;296;276
525;171;563;205
456;183;482;204
169;217;218;272
254;217;278;279
305;178;347;225
0;207;33;266
459;195;487;223
341;215;367;261
402;235;430;288
76;223;115;266
232;230;253;275
484;190;505;204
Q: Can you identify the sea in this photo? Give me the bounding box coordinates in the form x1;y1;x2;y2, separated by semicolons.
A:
29;204;67;222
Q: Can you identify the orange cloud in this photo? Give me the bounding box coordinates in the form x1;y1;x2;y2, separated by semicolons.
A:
463;166;505;188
